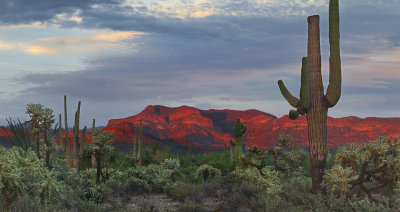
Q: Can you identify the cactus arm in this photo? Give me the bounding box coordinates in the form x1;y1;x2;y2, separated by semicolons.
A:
325;0;341;108
300;57;310;110
278;80;300;108
289;109;300;120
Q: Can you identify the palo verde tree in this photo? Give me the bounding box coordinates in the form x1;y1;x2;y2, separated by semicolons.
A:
277;0;341;193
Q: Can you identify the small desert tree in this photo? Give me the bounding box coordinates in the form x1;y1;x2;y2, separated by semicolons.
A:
85;130;114;184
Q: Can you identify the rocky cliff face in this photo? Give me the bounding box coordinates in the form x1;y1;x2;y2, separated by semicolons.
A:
102;105;400;150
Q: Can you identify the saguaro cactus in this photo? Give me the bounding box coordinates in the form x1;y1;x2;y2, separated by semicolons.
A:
229;140;234;161
277;0;341;193
133;127;137;158
63;95;71;170
232;118;247;165
91;119;96;168
137;119;143;166
72;101;81;169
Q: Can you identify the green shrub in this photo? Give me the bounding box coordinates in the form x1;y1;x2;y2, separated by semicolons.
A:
349;197;391;212
168;182;202;202
219;181;261;211
178;200;205;212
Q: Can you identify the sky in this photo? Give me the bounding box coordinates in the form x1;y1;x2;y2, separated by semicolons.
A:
0;0;399;127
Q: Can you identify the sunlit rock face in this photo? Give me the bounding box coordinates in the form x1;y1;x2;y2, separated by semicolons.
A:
1;106;399;151
102;105;400;151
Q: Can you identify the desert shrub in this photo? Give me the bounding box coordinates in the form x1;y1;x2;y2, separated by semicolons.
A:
219;181;261;211
306;193;352;212
178;166;202;184
249;193;296;212
168;181;221;207
196;164;221;182
349;196;391;212
178;200;205;212
395;181;400;208
121;158;180;193
79;200;105;212
123;166;154;193
282;175;312;206
168;182;202;202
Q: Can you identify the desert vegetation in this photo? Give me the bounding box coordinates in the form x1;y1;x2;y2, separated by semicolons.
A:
1;0;399;211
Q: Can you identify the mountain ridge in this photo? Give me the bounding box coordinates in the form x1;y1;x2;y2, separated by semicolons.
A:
102;105;400;151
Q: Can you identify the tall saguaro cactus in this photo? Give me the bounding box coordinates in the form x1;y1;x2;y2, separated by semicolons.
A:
232;118;247;166
64;95;71;171
137;119;143;166
72;101;81;169
91;119;96;168
277;0;341;193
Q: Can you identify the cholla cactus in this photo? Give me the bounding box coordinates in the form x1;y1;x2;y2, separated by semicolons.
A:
26;103;56;169
322;136;400;199
0;147;62;211
321;165;356;198
196;164;221;182
235;166;282;200
235;145;283;200
267;135;306;177
146;158;180;187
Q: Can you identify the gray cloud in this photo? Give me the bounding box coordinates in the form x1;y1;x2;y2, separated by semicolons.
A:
0;0;122;24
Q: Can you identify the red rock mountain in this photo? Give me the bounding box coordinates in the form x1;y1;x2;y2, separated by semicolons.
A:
102;105;400;151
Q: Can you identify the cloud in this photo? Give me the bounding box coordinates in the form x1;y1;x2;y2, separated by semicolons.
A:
21;45;59;55
342;46;400;88
11;31;143;55
0;40;14;50
0;0;121;24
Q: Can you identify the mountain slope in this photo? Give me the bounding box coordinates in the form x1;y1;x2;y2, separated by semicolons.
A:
103;105;400;151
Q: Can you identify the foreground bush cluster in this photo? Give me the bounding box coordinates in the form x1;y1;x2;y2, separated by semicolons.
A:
1;135;399;211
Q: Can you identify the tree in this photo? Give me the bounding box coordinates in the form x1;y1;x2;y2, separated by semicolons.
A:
86;130;114;184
